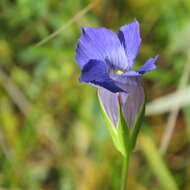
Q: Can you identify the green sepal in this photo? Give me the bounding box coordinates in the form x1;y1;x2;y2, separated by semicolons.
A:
130;99;146;151
98;91;146;156
117;103;130;156
98;92;129;156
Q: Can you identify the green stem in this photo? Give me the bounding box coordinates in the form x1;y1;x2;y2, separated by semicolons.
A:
121;153;130;190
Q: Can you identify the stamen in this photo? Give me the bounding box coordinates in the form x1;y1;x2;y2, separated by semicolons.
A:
115;70;124;75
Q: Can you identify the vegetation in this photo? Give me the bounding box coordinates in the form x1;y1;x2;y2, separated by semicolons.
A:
0;0;190;189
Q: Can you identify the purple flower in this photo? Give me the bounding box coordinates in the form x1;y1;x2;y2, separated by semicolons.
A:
75;19;158;127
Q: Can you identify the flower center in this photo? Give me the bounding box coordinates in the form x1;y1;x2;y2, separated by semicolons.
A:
115;70;124;75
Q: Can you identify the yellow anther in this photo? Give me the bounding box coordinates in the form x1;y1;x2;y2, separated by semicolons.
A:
115;70;123;75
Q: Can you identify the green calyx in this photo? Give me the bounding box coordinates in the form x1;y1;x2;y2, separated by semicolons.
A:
98;92;146;157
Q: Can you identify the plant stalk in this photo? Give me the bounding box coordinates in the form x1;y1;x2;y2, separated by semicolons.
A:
121;152;130;190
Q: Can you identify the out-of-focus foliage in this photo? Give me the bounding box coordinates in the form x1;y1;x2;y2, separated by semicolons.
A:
0;0;190;189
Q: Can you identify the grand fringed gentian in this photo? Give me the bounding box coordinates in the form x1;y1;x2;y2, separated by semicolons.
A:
75;19;158;128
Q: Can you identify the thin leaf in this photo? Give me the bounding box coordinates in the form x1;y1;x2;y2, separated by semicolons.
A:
139;132;179;190
146;86;190;115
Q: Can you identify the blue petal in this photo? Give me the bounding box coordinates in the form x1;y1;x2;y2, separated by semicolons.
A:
98;77;144;128
118;19;141;69
98;88;119;127
122;70;141;77
118;77;145;127
76;27;128;70
136;55;158;74
121;55;158;77
80;59;125;93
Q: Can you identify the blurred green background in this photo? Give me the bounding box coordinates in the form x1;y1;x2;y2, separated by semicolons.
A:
0;0;190;189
